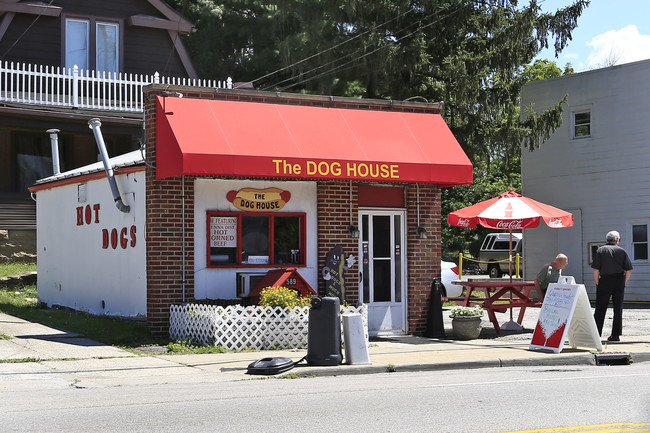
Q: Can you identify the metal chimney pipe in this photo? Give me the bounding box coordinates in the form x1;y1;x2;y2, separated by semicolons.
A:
88;118;130;213
46;128;61;175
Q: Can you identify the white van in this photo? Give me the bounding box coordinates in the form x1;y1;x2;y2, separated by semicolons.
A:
478;232;523;278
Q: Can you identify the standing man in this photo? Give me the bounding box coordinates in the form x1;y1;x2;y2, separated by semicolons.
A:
534;253;568;299
591;230;633;341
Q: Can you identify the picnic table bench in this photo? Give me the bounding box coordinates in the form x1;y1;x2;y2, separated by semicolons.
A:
448;280;543;334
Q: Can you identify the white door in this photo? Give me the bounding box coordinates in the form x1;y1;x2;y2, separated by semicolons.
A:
359;209;407;336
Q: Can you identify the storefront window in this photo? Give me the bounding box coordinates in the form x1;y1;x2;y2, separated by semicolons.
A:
207;212;305;267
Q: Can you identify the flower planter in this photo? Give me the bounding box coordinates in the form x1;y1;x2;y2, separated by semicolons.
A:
451;315;483;340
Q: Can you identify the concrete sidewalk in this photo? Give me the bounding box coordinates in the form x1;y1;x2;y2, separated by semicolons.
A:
1;310;649;390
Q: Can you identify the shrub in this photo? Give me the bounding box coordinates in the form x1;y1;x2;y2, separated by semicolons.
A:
259;286;311;309
450;306;484;317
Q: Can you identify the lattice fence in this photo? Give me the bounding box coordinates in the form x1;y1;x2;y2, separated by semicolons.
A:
169;303;368;350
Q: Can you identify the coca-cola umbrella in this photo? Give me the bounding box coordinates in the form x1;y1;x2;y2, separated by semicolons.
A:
448;190;574;276
447;190;574;328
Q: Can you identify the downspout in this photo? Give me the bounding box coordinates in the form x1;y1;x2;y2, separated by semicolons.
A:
182;175;186;303
88;118;131;213
46;128;61;175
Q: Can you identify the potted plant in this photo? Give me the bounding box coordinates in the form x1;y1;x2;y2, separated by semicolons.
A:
450;306;484;340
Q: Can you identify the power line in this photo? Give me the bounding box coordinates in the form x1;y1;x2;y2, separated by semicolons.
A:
0;0;56;61
268;3;468;92
243;6;416;90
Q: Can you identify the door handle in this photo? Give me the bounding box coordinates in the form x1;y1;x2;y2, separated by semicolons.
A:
359;271;363;283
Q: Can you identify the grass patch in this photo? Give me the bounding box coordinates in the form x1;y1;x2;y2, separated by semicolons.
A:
0;357;41;363
0;262;258;355
166;341;233;355
0;261;36;278
0;261;168;348
0;284;166;348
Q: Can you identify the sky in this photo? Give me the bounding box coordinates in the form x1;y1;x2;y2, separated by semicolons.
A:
535;0;650;72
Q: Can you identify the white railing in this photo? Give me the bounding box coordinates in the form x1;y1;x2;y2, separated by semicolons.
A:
0;61;232;112
169;303;368;350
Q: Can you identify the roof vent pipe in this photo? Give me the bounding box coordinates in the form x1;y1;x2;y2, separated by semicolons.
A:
46;128;61;175
88;118;130;213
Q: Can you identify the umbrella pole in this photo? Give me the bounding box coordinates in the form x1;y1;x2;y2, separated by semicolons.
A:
501;229;523;331
508;229;513;283
509;229;513;320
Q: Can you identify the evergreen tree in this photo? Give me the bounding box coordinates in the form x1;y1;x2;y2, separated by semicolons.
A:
172;0;589;256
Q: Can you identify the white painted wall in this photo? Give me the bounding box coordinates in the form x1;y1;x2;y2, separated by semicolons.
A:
521;59;650;301
36;171;147;317
194;179;318;299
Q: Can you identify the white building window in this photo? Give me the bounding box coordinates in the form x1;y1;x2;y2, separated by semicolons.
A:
96;22;119;72
65;18;119;73
573;110;591;138
632;223;648;261
65;19;89;70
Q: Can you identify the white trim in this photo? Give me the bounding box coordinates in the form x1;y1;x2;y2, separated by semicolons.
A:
359;207;407;335
628;220;649;264
571;104;593;139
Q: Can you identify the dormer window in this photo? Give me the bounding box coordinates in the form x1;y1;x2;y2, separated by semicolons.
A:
65;17;119;73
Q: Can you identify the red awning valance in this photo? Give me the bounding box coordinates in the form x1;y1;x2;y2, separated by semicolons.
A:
155;96;473;185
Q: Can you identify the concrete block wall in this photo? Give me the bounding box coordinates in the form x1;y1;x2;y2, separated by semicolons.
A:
0;229;37;262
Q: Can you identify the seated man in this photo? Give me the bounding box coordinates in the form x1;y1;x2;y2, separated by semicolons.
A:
534;253;568;300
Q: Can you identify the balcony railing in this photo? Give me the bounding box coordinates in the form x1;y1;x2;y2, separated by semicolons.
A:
0;62;232;113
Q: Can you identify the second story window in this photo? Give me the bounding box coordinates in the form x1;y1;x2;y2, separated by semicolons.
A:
573;110;591;138
65;18;119;73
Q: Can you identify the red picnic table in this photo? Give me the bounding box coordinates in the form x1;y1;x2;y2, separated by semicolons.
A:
449;280;543;334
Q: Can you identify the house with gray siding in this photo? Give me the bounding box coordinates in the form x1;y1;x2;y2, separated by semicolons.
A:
520;59;650;302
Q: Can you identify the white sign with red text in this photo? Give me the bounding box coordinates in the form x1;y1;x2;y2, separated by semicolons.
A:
530;276;602;353
210;216;237;248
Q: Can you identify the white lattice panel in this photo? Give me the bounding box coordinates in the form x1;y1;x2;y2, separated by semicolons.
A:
169;303;368;350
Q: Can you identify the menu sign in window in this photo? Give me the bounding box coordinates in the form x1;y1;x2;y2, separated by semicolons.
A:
210;216;237;248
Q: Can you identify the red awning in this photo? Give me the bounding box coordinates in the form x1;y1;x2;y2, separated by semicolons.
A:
155;96;473;185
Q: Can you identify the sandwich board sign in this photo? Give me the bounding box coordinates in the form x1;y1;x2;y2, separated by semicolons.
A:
529;276;603;353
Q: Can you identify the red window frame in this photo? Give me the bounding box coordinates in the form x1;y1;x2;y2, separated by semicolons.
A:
206;211;306;268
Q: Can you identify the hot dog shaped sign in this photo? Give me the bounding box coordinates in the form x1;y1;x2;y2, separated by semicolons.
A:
226;187;292;212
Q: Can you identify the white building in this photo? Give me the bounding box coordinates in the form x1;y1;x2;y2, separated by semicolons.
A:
520;59;650;302
31;151;147;318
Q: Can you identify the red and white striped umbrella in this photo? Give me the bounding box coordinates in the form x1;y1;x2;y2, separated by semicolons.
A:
447;190;573;230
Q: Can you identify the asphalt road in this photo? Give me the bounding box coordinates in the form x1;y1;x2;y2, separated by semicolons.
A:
1;364;648;433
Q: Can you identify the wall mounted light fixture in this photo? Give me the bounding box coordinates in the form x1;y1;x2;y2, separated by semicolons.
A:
416;183;427;239
348;180;359;238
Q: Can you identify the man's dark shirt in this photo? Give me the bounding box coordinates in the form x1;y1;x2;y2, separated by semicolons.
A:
591;243;633;276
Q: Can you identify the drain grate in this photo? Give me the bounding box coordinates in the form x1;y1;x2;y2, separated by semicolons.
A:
595;353;631;366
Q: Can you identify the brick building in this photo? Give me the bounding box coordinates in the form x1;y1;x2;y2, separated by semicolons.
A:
32;85;472;337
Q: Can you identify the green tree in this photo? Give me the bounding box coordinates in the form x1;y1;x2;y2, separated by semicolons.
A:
172;0;589;257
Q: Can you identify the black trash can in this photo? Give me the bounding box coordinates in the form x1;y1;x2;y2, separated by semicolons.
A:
425;277;447;338
307;296;342;366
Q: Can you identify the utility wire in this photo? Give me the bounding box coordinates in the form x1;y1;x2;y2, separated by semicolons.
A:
269;4;467;92
260;6;442;91
0;0;56;61
162;0;191;78
244;7;415;90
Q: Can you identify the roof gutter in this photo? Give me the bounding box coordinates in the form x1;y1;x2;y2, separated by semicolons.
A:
88;118;131;213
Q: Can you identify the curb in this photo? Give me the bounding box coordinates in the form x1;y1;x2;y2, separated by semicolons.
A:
263;351;648;378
